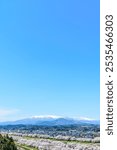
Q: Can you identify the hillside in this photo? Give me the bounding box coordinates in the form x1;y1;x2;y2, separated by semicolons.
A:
0;134;17;150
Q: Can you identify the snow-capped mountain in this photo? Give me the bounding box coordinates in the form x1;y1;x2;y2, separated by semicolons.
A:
0;115;100;126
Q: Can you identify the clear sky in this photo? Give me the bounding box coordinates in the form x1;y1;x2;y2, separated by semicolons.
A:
0;0;99;121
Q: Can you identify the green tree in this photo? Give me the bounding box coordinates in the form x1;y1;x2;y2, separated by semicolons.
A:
0;134;17;150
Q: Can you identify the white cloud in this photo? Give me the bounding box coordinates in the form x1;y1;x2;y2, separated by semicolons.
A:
0;108;19;121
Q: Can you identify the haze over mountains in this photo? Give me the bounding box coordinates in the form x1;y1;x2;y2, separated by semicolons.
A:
0;115;100;126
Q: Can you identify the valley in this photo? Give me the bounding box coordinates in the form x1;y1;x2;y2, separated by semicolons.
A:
0;124;100;150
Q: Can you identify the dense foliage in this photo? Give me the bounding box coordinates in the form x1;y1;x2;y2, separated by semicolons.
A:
0;134;17;150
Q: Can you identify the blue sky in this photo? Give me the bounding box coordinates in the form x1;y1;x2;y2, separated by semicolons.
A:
0;0;100;121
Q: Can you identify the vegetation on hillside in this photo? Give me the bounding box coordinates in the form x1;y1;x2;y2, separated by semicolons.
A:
0;134;17;150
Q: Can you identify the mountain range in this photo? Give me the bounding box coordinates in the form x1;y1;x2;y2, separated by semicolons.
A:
0;115;100;126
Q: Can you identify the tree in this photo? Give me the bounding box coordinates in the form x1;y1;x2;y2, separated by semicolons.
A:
0;134;17;150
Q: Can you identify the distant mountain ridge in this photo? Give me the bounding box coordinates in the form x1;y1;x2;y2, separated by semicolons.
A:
0;115;100;126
